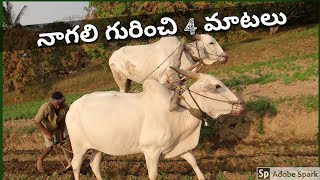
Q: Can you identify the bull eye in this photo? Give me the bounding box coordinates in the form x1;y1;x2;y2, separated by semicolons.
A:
216;84;221;89
209;42;214;45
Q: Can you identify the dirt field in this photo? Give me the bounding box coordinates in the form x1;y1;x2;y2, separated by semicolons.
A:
3;26;318;179
3;78;318;179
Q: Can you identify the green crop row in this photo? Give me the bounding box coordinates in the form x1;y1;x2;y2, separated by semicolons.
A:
212;53;317;89
3;93;83;121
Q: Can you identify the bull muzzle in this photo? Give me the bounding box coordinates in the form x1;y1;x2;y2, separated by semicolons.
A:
230;100;245;116
220;52;228;63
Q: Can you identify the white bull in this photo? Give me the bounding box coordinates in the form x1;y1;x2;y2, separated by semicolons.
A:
109;34;228;92
66;68;244;180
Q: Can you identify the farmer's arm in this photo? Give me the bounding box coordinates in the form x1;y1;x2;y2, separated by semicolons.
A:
34;105;52;140
34;121;52;139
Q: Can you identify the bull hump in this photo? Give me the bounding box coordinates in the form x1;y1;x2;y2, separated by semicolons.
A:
143;80;170;98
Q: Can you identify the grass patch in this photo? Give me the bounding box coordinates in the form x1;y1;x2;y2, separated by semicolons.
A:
217;172;227;180
199;125;218;143
246;99;277;134
247;172;255;180
223;73;278;88
257;118;265;134
212;53;318;88
246;99;277;117
159;172;167;180
275;95;318;112
301;95;318;112
3;99;48;121
3;92;108;121
3;82;143;121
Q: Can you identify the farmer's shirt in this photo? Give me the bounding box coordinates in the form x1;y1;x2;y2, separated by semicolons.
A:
34;102;69;132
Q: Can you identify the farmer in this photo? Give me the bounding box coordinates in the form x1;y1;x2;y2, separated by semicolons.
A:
34;91;72;173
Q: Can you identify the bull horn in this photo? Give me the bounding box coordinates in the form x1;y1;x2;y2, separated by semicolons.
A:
170;66;200;80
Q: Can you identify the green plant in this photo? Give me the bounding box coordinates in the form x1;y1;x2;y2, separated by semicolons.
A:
184;175;193;180
212;52;317;88
217;172;227;180
3;90;114;121
247;172;255;180
246;99;277;117
303;96;319;112
301;95;318;112
158;172;167;180
20;175;27;180
247;99;277;134
3;2;28;30
257;118;265;134
84;175;88;180
275;95;318;113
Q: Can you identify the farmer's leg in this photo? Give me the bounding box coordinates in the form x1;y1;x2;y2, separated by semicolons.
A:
37;146;53;173
37;132;54;173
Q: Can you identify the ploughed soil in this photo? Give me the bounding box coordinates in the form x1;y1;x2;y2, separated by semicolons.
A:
3;79;318;180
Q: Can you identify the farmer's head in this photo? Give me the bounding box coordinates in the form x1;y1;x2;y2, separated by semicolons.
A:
50;91;66;110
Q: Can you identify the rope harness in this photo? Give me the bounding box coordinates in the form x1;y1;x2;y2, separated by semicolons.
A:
53;137;94;171
184;40;226;62
178;86;244;123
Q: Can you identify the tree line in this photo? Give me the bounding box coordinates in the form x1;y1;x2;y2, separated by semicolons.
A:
3;2;88;93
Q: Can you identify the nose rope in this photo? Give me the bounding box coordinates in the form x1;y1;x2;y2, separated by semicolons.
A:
188;88;233;104
186;41;222;59
178;86;244;118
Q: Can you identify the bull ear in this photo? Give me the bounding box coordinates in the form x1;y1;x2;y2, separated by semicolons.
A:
170;66;200;80
191;34;201;41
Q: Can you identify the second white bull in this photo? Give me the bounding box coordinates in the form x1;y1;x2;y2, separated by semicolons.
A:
109;34;228;92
